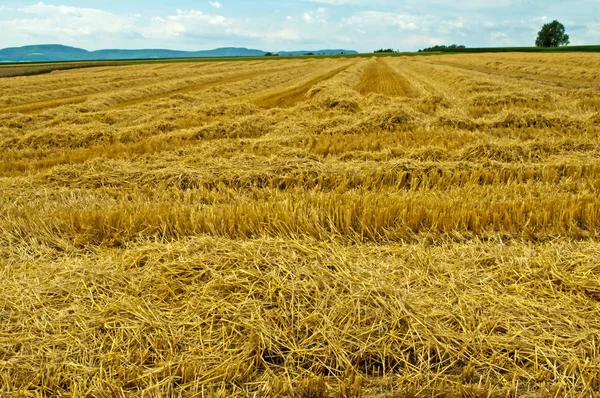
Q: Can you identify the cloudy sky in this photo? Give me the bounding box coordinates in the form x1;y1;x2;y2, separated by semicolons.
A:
0;1;598;52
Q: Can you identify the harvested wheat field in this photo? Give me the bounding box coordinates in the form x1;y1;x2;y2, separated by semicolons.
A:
1;53;600;397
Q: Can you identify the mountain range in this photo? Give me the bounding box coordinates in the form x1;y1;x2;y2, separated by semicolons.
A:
0;45;358;62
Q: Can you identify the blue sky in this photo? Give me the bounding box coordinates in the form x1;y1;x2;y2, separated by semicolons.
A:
0;1;598;52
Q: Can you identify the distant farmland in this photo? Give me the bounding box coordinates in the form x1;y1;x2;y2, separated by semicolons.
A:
2;45;598;78
1;53;600;396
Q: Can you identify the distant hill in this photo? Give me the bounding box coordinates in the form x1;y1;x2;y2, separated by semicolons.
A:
0;44;357;62
0;45;91;62
277;49;358;56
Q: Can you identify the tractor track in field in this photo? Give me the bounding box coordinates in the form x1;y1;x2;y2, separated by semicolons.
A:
0;65;305;114
0;75;165;111
112;65;309;109
0;96;90;114
385;60;443;97
252;64;352;108
426;60;595;89
355;59;420;97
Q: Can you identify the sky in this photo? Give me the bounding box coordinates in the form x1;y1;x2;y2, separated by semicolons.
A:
0;1;598;52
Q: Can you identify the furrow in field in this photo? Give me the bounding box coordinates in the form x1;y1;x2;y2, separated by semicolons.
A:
0;96;89;114
355;58;419;97
403;59;595;118
400;61;508;96
0;64;304;113
112;64;309;109
424;59;592;89
385;58;444;96
21;154;600;193
429;53;600;86
0;64;163;95
112;72;267;109
0;65;202;111
252;64;352;108
0;75;166;109
0;61;269;105
393;59;561;116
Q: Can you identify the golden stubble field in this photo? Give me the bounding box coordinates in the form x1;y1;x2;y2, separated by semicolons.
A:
1;53;600;397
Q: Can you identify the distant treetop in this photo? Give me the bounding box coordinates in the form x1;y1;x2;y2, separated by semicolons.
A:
419;44;466;52
535;20;570;48
374;48;398;53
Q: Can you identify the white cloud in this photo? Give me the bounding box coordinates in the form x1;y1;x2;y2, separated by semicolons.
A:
343;11;424;32
143;9;234;41
491;32;509;39
401;0;513;11
169;9;231;26
0;3;242;50
307;0;377;4
0;2;138;49
21;2;135;33
0;1;597;52
302;8;328;24
265;29;301;40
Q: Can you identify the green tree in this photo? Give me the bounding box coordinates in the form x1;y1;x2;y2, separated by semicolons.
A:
535;20;570;47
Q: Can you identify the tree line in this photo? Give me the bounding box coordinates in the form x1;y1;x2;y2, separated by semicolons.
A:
410;20;572;53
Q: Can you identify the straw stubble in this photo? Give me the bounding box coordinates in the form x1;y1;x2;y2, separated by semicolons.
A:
1;53;600;397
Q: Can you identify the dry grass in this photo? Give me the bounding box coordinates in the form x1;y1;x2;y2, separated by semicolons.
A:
1;53;600;397
355;59;419;97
